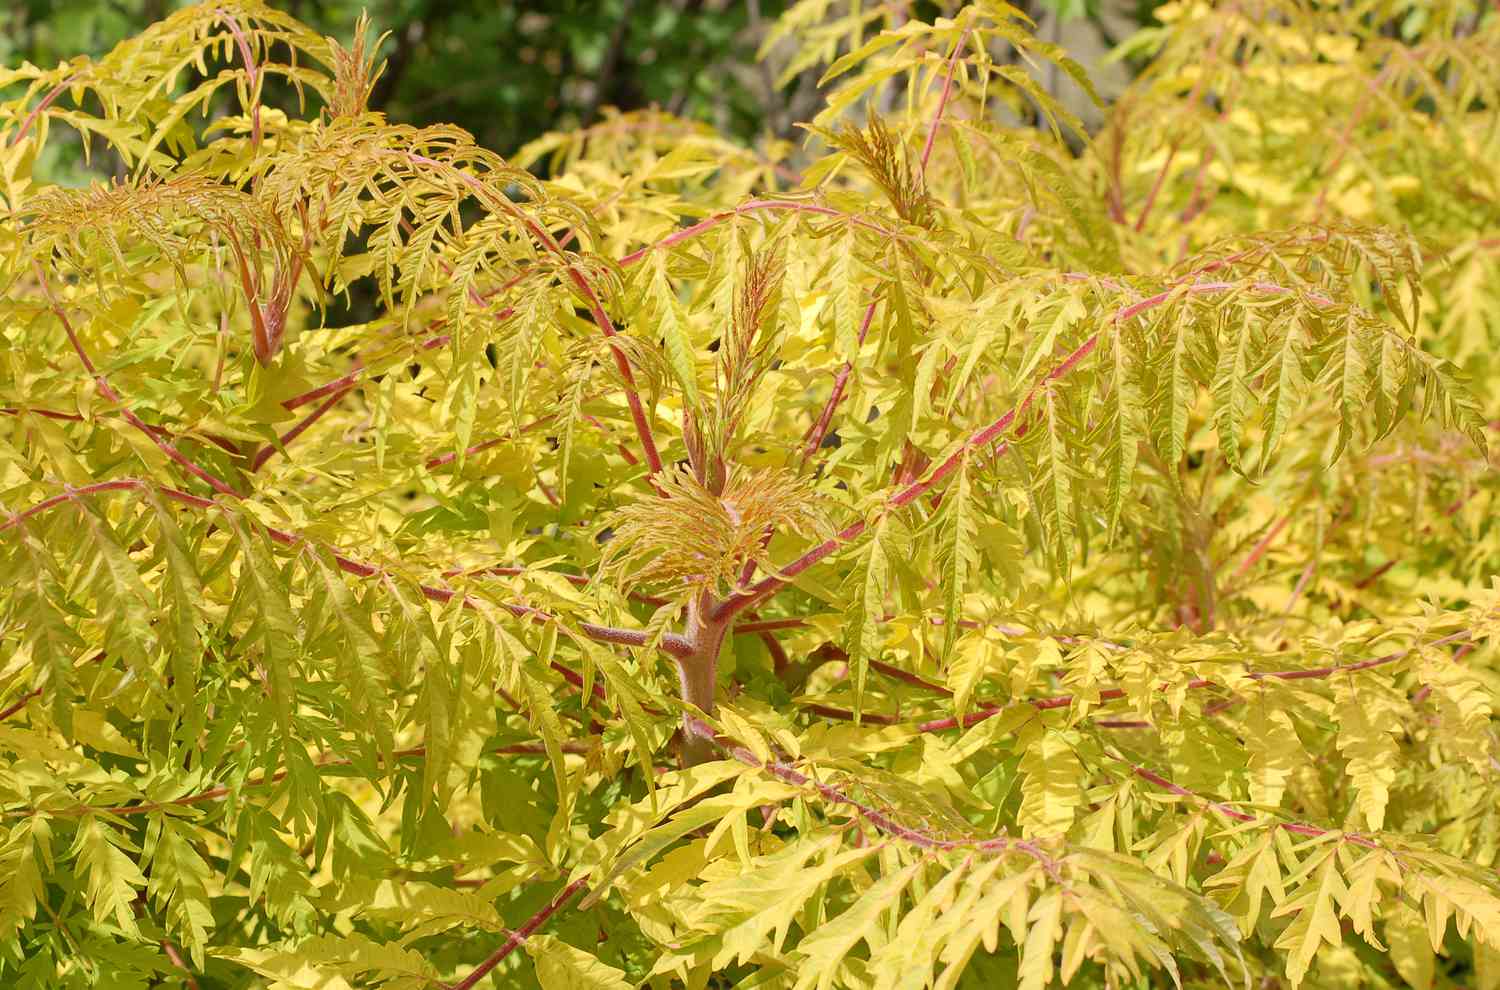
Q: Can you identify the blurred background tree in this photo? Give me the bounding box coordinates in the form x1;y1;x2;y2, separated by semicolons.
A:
2;0;1159;185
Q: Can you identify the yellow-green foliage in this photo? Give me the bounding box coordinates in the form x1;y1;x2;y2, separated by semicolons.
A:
1;1;1498;987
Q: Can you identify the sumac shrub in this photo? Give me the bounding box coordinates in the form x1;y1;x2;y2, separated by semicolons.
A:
1;2;1498;988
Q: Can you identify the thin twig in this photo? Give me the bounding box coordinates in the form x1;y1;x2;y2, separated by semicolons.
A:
447;878;589;990
919;28;973;182
805;627;1475;733
0;477;696;661
36;266;242;498
1127;760;1378;846
251;386;351;472
406;153;665;478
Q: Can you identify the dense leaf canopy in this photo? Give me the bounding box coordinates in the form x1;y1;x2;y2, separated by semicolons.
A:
1;1;1498;988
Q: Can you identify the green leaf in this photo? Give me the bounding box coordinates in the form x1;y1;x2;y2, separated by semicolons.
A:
529;934;633;989
73;818;147;938
653;255;700;406
1272;850;1347;988
1017;730;1084;838
794;860;922;990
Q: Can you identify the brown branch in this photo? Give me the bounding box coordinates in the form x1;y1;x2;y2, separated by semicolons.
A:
285;196;902;426
0;686;42;724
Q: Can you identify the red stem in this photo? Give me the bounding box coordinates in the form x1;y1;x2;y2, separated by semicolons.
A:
1232;515;1289;579
217;10;263;151
693;720;1059;870
405;153;664;478
868;657;949;695
1132;19;1226;231
713;328;1101;623
282;331;450;411
0;477;695;661
802;299;880;463
1127;761;1377;847
8;73;79;147
285;195;905;420
160;939;201;990
1353;559;1397;590
4;739;580;820
448;878;590;990
1133;141;1179;232
808;628;1474;733
36;267;241;498
715;274;1334;624
919;28;973;181
617;200;898;268
251;386;351;472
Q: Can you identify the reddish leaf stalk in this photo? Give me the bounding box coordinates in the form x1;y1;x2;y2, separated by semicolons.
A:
1134;141;1180;232
714;275;1337;624
447;878;590;990
1128;761;1377;848
1132;19;1226;231
695;720;1060;871
282;329;453;411
0;477;695;661
1353;559;1397;590
1312;64;1395;219
7;73;81;147
617;200;899;268
251;386;352;472
801;298;880;463
1231;515;1290;579
405;153;665;477
868;658;949;695
36;268;242;498
713;328;1102;624
0;407;84;422
808;628;1474;734
919;27;973;181
160;939;201;990
4;739;581;820
217;10;263;151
